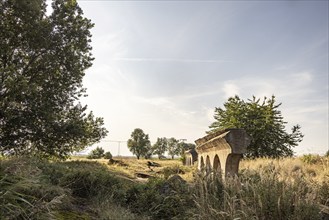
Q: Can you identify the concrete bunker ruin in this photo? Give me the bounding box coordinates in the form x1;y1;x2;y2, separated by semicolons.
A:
184;149;198;166
194;129;250;177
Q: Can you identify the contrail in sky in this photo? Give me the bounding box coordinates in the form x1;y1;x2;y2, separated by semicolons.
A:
113;57;233;63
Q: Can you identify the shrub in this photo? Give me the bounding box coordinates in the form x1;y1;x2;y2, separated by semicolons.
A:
125;177;192;219
104;151;112;160
0;157;71;219
87;147;105;159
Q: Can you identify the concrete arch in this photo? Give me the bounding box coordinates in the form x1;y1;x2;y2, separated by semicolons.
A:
200;156;205;169
195;129;250;178
206;155;211;172
213;154;221;173
225;154;242;177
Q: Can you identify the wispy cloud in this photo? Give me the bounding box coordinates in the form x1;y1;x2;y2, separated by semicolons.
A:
222;81;240;98
113;57;232;63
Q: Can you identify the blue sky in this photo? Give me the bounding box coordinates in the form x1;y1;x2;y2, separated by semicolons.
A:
76;1;328;156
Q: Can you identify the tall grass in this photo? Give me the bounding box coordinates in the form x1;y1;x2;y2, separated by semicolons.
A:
192;157;329;220
0;157;145;219
0;157;71;219
1;156;328;219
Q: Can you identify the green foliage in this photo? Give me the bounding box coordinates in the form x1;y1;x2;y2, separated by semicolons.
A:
104;151;112;159
208;95;304;158
0;0;108;159
153;137;168;159
127;128;151;159
167;138;180;159
0;157;134;219
1;157;327;219
125;177;191;219
0;157;71;219
87;146;105;159
60;164;121;199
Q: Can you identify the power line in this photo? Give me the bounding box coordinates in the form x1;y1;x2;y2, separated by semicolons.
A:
101;140;126;156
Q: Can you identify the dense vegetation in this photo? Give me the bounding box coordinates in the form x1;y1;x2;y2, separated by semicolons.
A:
0;0;107;159
1;156;328;219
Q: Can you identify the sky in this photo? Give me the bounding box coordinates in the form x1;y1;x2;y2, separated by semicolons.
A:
73;1;328;156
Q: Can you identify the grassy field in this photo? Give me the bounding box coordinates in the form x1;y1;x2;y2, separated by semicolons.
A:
1;155;328;219
71;156;196;181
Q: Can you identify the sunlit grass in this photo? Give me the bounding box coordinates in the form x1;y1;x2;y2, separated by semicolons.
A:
70;156;197;182
1;155;328;219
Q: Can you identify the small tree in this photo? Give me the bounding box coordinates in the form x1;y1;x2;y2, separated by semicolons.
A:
87;147;104;159
104;151;112;159
144;143;153;159
208;95;304;158
127;128;151;159
167;138;180;159
153;137;168;159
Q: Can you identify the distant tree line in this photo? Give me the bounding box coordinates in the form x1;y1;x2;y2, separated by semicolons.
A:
127;128;195;160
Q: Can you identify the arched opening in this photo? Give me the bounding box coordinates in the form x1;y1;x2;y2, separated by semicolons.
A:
213;154;221;174
206;155;211;172
225;154;242;177
200;156;205;170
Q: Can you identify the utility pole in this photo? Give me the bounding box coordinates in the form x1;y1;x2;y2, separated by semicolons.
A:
101;140;126;157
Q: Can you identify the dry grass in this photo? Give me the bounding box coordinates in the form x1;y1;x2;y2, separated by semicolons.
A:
70;156;197;182
240;156;329;183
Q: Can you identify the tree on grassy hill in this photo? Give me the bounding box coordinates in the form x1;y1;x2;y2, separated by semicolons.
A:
167;137;180;159
0;0;107;159
153;137;168;159
208;95;303;158
127;128;151;159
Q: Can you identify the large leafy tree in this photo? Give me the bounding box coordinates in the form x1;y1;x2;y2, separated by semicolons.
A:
127;128;151;159
167;137;180;159
0;0;107;159
208;95;303;158
153;137;167;159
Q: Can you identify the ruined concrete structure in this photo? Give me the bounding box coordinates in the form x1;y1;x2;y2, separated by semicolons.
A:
184;149;198;166
192;129;250;177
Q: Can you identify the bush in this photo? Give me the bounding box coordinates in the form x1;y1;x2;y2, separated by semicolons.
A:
104;151;112;160
87;147;105;159
125;177;192;219
0;157;72;219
